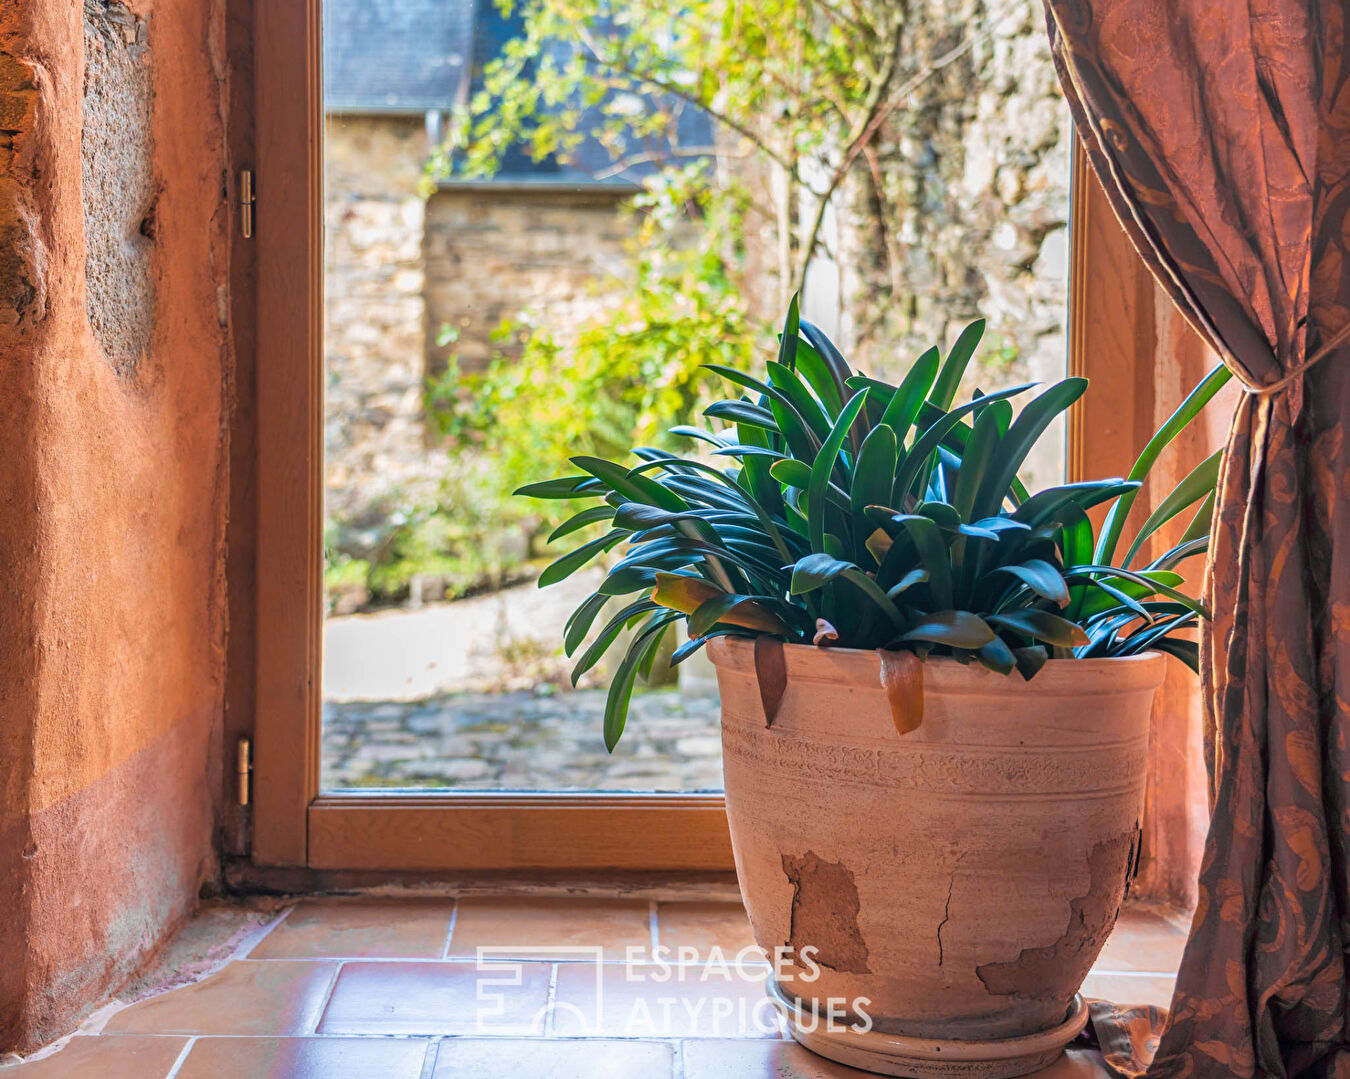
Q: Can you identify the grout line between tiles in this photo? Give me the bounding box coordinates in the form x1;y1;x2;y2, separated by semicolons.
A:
162;1036;197;1079
419;1038;442;1079
542;963;560;1038
308;960;347;1035
237;903;297;959
671;1038;686;1079
440;901;460;960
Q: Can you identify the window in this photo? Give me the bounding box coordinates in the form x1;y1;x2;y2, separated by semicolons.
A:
251;0;1199;875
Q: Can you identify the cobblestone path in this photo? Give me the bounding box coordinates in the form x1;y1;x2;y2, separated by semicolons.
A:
322;685;724;791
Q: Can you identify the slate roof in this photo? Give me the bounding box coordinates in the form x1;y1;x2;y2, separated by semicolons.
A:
323;0;712;185
324;0;475;113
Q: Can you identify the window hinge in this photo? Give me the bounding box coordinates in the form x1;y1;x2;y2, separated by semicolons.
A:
239;168;255;239
236;735;252;806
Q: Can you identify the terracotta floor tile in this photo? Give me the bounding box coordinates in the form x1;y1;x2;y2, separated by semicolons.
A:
448;897;652;961
550;961;782;1038
1027;1051;1114;1078
682;1038;870;1077
1081;971;1176;1009
173;1036;430;1079
317;960;552;1035
1094;908;1189;974
656;902;759;960
431;1037;674;1077
3;1035;187;1079
682;1040;1110;1077
103;961;338;1036
249;900;455;959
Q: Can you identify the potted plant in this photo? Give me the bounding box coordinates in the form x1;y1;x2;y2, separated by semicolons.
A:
519;300;1227;1077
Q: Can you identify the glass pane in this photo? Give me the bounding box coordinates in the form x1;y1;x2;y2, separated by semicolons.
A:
319;0;1070;793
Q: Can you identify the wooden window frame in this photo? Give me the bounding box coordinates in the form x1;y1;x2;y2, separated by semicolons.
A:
252;0;732;871
250;0;1193;880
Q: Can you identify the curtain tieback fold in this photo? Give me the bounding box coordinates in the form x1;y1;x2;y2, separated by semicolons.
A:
1240;322;1350;396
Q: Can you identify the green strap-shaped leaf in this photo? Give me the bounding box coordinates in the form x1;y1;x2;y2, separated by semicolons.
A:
970;378;1088;521
563;591;611;656
734;421;786;518
548;506;617;543
1147;536;1208;572
808;390;869;553
539;529;631;588
670;627;744;667
687;592;788;637
1066;564;1211;618
767;395;820;462
766;361;835;442
879;347;941;443
604;612;684;751
900;610;996;649
893;383;1034;506
704;399;777;430
888;514;954;609
977;635;1017;675
788;552;906;630
572;455;687;513
798;319;854;400
629;457;794;564
952;400;1007;523
987;610;1089;648
1179;489;1216;544
931;319;986;409
572;598;658;685
1072;570;1184;620
1012;480;1139;528
794;340;846;417
1095;362;1232;564
851;424;899;517
514;475;603;499
777;293;801;371
1141;636;1201;673
988;559;1070;607
1120;450;1222;568
886;567;929;600
668;425;729;448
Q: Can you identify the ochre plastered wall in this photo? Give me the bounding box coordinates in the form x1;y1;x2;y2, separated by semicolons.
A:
0;0;232;1052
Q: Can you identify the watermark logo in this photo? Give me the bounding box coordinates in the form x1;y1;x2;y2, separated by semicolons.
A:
471;943;872;1037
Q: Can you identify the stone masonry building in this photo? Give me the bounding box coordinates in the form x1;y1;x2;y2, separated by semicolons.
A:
321;0;686;556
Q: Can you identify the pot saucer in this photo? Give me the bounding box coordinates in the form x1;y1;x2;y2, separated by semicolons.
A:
767;980;1090;1079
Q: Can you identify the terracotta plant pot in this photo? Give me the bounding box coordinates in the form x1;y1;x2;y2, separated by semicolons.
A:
708;637;1165;1078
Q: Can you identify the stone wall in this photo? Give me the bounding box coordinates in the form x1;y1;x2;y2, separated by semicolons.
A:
322;115;636;561
839;0;1071;488
424;185;632;373
323;115;434;542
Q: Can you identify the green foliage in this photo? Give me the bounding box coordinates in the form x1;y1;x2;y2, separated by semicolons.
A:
324;462;535;608
427;170;760;524
521;300;1220;748
429;0;929;305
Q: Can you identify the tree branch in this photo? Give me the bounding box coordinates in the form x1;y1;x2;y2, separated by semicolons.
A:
590;145;721;179
793;5;1015;296
572;25;798;175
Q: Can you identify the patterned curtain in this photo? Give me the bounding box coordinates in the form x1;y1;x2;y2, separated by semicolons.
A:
1040;3;1350;1076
